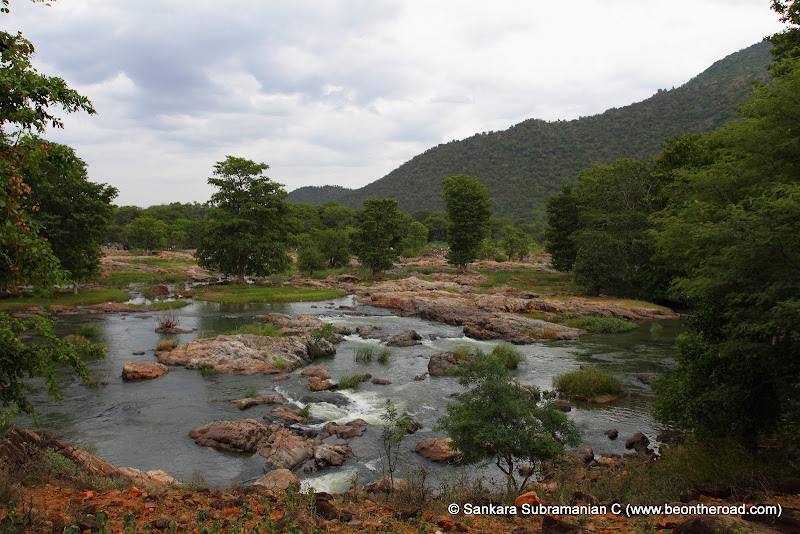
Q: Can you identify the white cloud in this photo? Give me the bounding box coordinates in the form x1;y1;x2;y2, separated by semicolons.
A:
4;0;786;206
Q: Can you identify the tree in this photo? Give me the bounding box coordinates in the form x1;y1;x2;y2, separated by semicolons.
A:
126;216;168;253
313;228;351;268
21;140;117;291
195;156;291;283
442;174;492;269
500;225;527;261
545;185;580;272
352;198;405;277
652;56;800;447
296;247;326;277
404;221;429;257
437;351;580;494
1;0;102;423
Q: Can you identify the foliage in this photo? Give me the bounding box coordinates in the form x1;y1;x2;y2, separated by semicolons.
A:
75;324;101;339
490;343;523;370
562;316;638;333
442;174;492;268
652;55;800;446
545;185;580;271
767;0;800;70
297;404;311;421
195;156;291;284
310;323;337;341
376;347;391;364
403;221;429;256
337;373;370;389
20;140;117;288
291;43;772;220
352;198;405;276
499;225;527;261
312;227;351;267
354;346;374;364
125;216;168;252
296;247;326;276
0;288;129;311
156;338;178;351
218;323;283;337
554;367;623;400
437;351;580;494
379;399;410;493
0;314;97;424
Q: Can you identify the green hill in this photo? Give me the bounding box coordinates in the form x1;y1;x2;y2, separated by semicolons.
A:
288;42;772;219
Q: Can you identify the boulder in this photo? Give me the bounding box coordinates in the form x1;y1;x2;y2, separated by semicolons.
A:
414;438;461;463
371;377;392;385
553;399;572;412
314;443;352;467
301;366;331;380
363;476;409;494
252;469;300;491
604;429;619;440
428;352;457;376
515;491;540;508
264;407;307;425
356;325;381;338
231;394;287;410
386;329;422;347
122;362;171;381
567;445;594;464
635;373;655;385
625;431;650;451
321;419;367;439
259;428;316;471
189;419;273;453
307;377;335;391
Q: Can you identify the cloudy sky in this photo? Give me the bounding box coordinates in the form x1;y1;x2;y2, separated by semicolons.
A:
6;0;786;207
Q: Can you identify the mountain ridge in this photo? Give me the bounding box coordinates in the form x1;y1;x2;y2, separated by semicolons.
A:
288;41;772;219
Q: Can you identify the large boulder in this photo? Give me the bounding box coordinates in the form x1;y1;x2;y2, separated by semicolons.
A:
314;443;352;467
321;419;367;439
307;377;336;391
122;362;171;381
414;438;461;463
264;407;307;425
188;419;273;453
428;352;458;376
386;329;422;347
252;469;300;491
158;334;312;375
301;366;331;380
625;431;650;452
363;476;409;494
259;428;316;471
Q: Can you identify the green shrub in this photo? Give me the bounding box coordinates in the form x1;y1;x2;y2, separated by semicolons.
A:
223;323;283;337
272;357;288;370
156;338;178;351
452;346;474;362
355;346;374;364
244;385;259;398
297;404;311;420
338;373;370;389
199;364;219;377
493;254;508;263
76;324;101;339
562;316;638;333
310;323;337;341
377;348;392;365
491;344;524;369
554;367;622;400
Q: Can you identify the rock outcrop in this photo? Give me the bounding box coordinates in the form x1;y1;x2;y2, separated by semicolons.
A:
157;334;315;375
259;428;316;471
386;329;422;347
320;419;367;439
188;419;273;453
251;469;300;491
414;438;461;463
122;362;171;381
231;394;287;410
428;352;457;376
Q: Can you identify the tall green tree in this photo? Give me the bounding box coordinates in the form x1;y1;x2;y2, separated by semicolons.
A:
500;224;527;261
1;0;102;424
545;185;580;272
404;221;429;257
653;54;800;446
437;350;580;494
21;140;117;291
195;156;291;283
353;198;405;277
126;216;168;253
442;174;492;269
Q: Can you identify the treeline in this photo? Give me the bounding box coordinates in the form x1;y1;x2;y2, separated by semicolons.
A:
545;30;800;444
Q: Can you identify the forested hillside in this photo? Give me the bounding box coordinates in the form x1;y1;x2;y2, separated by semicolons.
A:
287;184;353;205
290;42;771;219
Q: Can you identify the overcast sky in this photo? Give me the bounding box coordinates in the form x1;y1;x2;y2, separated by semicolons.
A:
6;0;786;207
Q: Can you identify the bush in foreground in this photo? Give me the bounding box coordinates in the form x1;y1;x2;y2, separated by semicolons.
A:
554;366;622;399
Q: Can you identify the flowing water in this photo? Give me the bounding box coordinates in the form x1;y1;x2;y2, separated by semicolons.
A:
17;295;683;492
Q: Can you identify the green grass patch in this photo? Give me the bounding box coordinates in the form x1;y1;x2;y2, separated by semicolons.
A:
355;346;374;364
520;312;550;321
477;269;579;295
272;356;288;370
297;404;311;420
75;324;102;339
376;348;392;365
338;373;370;389
0;288;130;311
129;300;190;310
243;385;260;398
200;322;284;338
562;316;638;333
199;364;220;377
193;285;347;304
92;271;186;286
554;366;622;400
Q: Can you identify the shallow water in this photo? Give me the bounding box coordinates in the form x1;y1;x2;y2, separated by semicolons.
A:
18;295;683;492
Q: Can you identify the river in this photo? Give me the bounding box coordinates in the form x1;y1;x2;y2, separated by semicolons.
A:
18;294;683;493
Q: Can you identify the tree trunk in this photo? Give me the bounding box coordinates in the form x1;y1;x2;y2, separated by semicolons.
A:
72;284;78;295
237;257;246;284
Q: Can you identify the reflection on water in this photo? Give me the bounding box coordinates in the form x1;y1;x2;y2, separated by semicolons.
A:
18;295;683;490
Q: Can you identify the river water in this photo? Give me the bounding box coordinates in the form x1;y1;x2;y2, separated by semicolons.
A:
18;295;683;492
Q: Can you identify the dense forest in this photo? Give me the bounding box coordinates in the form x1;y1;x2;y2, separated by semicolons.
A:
289;42;772;220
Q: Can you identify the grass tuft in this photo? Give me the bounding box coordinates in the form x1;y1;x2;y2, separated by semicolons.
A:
193;285;346;304
156;338;178;351
338;373;370;389
376;348;392;365
199;364;220;377
562;316;638;333
554;366;622;400
354;346;374;364
490;343;524;369
75;324;101;339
